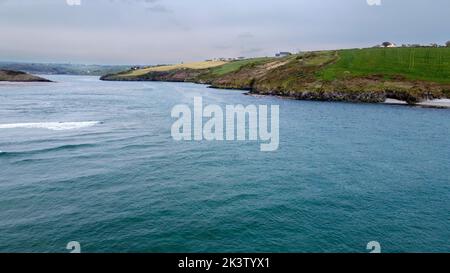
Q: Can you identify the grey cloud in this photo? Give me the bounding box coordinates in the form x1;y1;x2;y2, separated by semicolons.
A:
147;4;172;13
240;47;264;54
109;0;171;12
237;32;255;39
213;45;233;50
1;0;449;64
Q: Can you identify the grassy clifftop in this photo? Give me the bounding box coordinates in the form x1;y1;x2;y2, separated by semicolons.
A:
101;47;450;104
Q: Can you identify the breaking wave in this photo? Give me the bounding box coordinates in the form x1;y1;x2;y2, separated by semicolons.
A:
0;121;101;131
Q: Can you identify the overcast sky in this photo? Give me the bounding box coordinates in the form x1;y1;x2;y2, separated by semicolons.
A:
0;0;449;65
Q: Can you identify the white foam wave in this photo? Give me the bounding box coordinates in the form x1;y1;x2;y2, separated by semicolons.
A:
0;121;101;131
417;99;450;108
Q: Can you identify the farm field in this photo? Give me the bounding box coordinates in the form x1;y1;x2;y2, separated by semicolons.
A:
124;61;228;76
320;47;450;83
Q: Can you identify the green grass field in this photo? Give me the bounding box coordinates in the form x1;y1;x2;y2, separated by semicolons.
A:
319;47;450;83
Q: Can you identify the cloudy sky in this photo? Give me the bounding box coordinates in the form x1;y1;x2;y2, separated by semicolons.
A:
0;0;449;65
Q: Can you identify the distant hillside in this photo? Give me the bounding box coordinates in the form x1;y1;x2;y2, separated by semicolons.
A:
101;47;450;104
0;62;133;76
0;70;51;82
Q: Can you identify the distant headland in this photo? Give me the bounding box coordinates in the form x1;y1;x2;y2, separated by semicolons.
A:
0;70;51;82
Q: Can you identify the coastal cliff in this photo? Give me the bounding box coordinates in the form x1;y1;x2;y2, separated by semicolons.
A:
0;70;51;82
101;48;450;105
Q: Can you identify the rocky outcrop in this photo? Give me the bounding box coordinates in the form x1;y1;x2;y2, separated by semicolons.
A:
251;89;386;103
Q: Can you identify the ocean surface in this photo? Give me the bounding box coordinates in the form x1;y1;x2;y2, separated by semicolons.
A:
0;75;449;253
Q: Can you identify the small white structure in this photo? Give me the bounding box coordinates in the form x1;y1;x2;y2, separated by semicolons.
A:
275;52;292;57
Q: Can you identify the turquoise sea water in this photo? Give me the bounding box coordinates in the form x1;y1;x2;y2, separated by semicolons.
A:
0;75;449;253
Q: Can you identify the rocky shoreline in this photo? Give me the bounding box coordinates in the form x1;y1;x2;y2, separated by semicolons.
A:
102;70;450;108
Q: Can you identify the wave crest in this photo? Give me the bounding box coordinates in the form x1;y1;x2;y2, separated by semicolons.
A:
0;121;101;131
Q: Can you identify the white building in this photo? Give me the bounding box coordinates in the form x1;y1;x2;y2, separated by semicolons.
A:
275;52;292;57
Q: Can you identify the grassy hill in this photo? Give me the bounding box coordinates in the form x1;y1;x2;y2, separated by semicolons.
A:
101;47;450;104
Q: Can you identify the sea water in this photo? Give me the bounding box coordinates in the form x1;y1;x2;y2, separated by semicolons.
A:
0;75;449;253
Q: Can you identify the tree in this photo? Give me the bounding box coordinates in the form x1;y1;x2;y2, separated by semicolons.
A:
382;42;393;48
446;41;450;47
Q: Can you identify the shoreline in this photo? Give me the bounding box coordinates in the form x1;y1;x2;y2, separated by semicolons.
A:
101;75;450;110
186;80;450;109
246;91;450;109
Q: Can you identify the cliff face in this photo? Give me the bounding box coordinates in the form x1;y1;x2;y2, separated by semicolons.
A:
0;70;52;82
100;49;450;104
